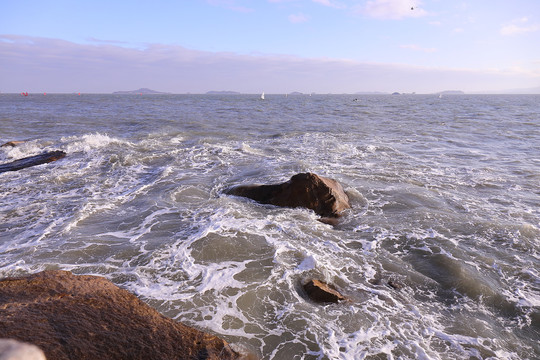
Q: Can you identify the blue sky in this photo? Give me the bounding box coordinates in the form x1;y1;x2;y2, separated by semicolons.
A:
1;0;539;93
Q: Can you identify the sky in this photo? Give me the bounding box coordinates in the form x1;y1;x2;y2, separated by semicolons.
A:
1;0;540;94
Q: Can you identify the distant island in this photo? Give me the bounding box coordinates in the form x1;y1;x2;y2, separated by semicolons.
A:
206;91;241;94
113;88;169;94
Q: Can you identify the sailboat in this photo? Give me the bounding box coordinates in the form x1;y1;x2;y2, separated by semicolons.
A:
260;92;265;100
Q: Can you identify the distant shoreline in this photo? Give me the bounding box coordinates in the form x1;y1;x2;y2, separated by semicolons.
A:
112;88;170;94
2;90;540;95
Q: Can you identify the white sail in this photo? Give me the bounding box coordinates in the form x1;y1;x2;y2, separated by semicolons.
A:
261;92;265;100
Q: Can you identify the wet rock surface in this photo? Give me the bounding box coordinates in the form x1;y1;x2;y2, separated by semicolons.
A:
226;173;350;218
302;279;346;304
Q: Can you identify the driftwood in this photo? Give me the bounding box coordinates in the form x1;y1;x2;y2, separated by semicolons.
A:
0;151;66;173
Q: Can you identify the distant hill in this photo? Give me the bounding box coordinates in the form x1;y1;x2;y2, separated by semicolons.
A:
113;88;169;94
206;91;241;94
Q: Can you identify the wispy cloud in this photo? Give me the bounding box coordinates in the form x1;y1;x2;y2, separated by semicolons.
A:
358;0;428;20
500;17;540;35
400;44;437;53
1;35;537;94
288;13;310;23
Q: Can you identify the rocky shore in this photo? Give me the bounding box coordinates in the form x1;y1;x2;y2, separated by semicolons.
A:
0;168;351;359
0;270;242;360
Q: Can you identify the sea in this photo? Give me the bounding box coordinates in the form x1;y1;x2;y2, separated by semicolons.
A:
0;93;539;359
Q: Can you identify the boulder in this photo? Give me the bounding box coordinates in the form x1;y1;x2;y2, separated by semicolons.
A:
226;173;350;218
0;270;241;360
302;279;346;304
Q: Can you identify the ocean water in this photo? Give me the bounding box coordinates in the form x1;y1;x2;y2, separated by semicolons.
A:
0;93;539;359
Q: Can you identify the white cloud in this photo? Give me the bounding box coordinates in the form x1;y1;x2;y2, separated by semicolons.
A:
0;35;537;94
359;0;428;20
288;13;309;23
500;17;540;35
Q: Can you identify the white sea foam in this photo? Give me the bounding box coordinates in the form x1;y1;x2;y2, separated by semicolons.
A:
0;140;44;160
63;133;131;153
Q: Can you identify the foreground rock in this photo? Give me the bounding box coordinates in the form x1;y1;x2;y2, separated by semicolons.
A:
302;279;346;304
0;151;66;174
226;173;350;218
0;270;241;360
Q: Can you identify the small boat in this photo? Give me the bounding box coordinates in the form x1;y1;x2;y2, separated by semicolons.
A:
260;92;265;100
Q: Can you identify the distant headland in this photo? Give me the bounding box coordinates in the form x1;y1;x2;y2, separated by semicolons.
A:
113;88;170;94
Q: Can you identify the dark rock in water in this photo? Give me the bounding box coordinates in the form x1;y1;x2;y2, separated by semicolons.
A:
0;270;241;360
386;279;404;290
370;276;405;291
1;141;25;147
226;173;350;218
303;279;346;304
0;151;66;173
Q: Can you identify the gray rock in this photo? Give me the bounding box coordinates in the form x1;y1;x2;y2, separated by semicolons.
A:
0;339;46;360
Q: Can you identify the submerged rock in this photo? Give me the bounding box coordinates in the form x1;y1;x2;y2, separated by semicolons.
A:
226;173;350;218
0;270;241;360
386;279;405;290
302;279;346;304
